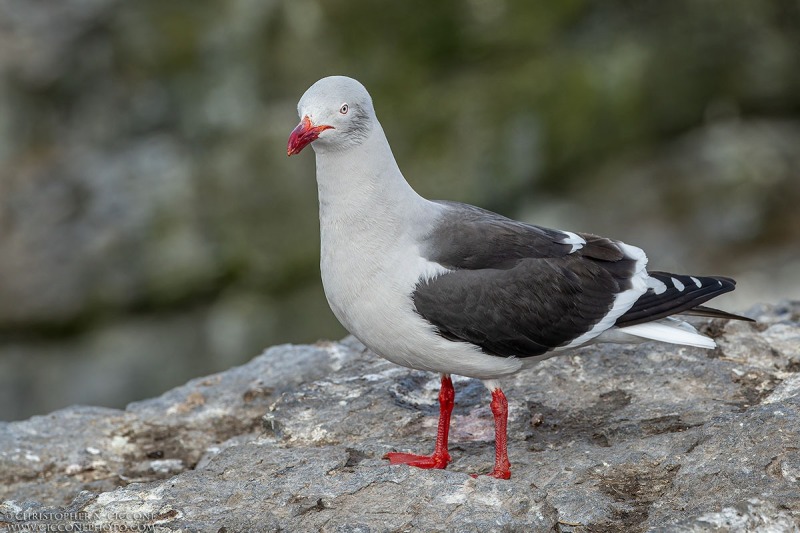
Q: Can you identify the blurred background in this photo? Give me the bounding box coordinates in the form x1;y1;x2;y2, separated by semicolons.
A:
1;0;798;421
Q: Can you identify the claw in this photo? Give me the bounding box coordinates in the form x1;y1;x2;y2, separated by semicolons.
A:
470;468;511;480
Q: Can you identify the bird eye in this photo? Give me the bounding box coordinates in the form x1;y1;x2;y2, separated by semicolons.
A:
339;104;349;115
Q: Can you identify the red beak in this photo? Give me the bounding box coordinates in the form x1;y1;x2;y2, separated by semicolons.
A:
287;116;334;156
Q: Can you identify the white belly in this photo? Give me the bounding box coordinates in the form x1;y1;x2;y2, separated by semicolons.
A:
319;230;523;379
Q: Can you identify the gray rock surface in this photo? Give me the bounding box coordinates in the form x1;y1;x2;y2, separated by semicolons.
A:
1;302;799;532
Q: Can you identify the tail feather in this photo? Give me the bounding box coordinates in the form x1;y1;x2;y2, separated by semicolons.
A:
681;305;754;322
616;320;717;349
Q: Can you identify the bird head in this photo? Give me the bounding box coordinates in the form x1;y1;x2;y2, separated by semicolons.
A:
287;76;376;156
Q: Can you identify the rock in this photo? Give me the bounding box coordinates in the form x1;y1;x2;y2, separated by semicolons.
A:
654;499;799;532
1;302;799;531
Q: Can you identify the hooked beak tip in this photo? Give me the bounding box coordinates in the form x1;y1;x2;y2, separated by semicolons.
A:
287;116;333;156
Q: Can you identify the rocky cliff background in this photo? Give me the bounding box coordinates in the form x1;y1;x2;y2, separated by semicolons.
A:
1;0;799;420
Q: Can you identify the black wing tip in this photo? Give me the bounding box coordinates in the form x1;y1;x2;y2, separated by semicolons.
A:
713;276;737;290
615;272;745;327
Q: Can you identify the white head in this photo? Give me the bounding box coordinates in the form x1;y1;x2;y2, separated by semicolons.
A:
287;76;377;156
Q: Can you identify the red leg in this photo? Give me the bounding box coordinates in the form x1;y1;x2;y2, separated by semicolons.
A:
472;387;511;479
383;374;454;469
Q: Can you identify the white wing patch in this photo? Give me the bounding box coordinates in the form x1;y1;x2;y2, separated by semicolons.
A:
691;276;702;288
559;231;586;253
647;276;668;295
671;277;685;291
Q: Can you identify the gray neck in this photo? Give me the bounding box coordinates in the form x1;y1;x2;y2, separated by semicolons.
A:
314;122;436;239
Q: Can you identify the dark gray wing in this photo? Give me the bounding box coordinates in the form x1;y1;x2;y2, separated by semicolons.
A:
421;201;619;269
414;202;640;357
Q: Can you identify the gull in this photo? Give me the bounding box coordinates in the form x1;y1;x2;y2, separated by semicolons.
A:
287;76;751;479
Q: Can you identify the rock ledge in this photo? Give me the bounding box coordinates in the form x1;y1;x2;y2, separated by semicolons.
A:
1;302;799;532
